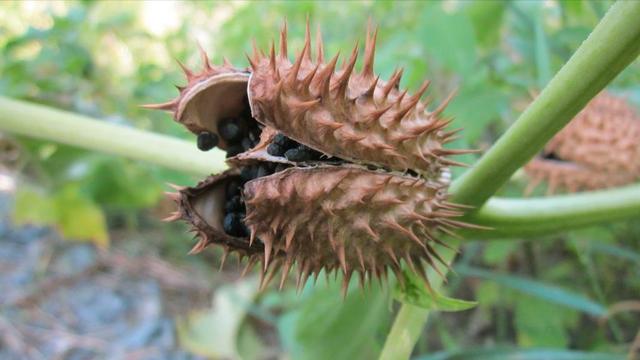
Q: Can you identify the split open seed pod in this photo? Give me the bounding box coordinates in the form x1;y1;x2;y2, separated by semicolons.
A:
148;21;478;293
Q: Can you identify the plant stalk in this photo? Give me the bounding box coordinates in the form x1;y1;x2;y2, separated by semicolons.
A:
381;1;640;359
0;96;226;177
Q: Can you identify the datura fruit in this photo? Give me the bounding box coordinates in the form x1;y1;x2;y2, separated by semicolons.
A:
145;21;478;293
525;92;640;195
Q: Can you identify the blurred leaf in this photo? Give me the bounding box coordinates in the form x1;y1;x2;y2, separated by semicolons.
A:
278;276;389;360
465;0;505;48
447;81;507;143
13;185;109;248
483;240;519;265
53;185;109;248
394;269;477;312
514;296;573;347
177;277;259;359
534;13;552;88
13;187;57;225
457;266;607;316
416;347;625;360
589;243;640;264
419;4;477;76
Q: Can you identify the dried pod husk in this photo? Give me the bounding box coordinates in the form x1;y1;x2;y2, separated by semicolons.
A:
151;21;477;292
246;23;465;178
142;49;251;150
243;166;469;291
165;169;262;257
525;92;640;194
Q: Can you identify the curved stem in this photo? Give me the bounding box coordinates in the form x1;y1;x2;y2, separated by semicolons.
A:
0;96;226;177
380;1;640;359
467;184;640;238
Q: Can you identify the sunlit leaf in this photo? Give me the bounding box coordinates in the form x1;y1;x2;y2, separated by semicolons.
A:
13;187;57;225
176;277;259;359
53;185;109;248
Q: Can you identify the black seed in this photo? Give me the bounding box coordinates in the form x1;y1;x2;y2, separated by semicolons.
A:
196;132;218;151
274;133;296;149
274;163;289;172
267;143;284;157
284;148;311;162
240;165;258;182
225;195;244;212
223;213;248;237
255;164;271;178
248;130;260;144
218;118;244;142
241;137;253;151
367;164;377;171
225;180;241;198
226;145;244;158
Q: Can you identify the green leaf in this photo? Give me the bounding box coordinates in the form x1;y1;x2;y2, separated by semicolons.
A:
447;81;507;143
393;269;477;312
277;275;389;360
52;185;109;248
589;242;640;264
457;266;607;316
13;185;109;248
13;187;57;225
465;0;505;48
534;12;552;88
514;296;574;347
419;4;477;76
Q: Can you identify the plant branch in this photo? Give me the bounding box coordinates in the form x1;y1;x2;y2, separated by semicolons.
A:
381;1;640;359
466;184;640;238
450;0;640;208
0;96;226;177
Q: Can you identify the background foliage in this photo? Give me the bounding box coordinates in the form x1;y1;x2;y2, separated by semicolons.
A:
1;1;639;359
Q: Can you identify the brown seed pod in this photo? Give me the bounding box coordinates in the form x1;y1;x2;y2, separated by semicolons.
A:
525;92;640;195
149;21;476;292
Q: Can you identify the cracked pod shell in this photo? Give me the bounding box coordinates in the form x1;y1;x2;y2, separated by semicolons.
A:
142;51;250;151
246;24;463;178
151;21;477;291
242;166;470;290
525;92;640;194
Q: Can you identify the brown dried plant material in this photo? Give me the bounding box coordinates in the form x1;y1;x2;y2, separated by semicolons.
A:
147;21;477;293
525;92;640;195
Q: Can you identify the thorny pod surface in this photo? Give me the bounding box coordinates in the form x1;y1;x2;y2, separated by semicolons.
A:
146;21;478;294
525;92;640;195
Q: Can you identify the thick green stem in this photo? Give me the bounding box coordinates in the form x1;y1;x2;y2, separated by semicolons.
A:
467;184;640;238
380;1;640;359
0;96;226;177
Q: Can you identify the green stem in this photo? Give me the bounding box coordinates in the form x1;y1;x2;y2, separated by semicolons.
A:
0;96;226;177
466;184;640;238
380;1;640;359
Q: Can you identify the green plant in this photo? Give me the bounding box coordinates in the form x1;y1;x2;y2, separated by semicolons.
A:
1;1;639;359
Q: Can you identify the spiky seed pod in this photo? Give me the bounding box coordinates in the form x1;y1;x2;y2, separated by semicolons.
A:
243;167;465;291
247;23;465;179
525;92;640;195
149;21;477;292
